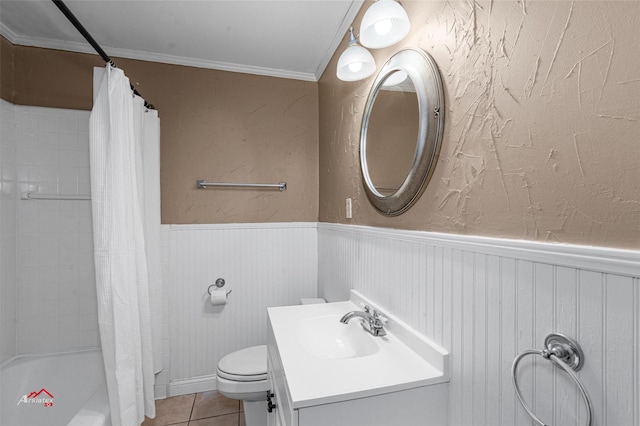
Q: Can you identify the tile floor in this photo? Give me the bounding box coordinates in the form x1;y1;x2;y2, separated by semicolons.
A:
142;391;245;426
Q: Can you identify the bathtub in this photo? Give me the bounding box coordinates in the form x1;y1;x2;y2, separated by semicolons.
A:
0;349;110;426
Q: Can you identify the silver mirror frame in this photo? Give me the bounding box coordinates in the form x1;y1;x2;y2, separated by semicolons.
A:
360;48;445;216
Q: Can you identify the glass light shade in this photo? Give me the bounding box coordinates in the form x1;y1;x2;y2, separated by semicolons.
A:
337;44;376;81
360;0;411;49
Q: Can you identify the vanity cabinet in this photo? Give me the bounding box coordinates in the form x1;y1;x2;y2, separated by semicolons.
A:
266;300;449;426
266;335;292;426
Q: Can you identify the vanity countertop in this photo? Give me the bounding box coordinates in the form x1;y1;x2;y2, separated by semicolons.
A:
267;291;449;409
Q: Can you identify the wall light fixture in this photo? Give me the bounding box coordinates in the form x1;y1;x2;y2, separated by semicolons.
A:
360;0;410;49
336;27;377;82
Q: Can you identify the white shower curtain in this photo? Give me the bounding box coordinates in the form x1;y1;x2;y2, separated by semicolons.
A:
90;65;158;426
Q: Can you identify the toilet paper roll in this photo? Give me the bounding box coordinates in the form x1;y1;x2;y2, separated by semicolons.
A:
209;289;228;306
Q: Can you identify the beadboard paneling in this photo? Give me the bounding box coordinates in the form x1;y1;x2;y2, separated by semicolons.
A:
318;223;639;426
168;223;317;387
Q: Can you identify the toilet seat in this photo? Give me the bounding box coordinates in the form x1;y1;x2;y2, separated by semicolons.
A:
217;345;267;382
217;369;267;382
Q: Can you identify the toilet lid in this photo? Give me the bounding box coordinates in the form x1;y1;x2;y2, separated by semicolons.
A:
217;345;267;382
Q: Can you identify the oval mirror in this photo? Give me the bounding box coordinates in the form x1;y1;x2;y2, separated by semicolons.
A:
360;48;444;216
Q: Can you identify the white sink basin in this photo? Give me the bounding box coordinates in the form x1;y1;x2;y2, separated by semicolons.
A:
267;290;450;408
294;315;380;359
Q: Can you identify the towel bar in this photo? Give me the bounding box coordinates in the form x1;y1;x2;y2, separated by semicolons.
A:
196;180;286;191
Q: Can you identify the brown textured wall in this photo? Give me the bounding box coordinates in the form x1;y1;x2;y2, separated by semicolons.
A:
123;60;319;224
1;36;15;102
12;44;102;109
319;1;640;250
6;42;318;224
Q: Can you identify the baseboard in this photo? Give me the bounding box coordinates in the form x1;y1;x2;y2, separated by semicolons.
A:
166;374;217;397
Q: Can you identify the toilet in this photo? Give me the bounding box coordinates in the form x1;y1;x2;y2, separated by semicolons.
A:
216;298;326;426
216;345;269;425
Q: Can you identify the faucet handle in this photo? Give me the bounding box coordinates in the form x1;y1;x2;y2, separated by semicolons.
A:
372;309;389;325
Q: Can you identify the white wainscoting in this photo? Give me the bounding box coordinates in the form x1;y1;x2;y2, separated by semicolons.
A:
318;223;639;426
167;223;318;395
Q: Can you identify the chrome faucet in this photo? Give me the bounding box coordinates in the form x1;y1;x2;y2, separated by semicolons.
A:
340;305;387;337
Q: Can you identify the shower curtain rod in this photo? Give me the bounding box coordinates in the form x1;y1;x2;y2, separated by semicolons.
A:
51;0;155;110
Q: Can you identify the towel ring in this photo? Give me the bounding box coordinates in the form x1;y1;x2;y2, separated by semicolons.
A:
512;333;593;426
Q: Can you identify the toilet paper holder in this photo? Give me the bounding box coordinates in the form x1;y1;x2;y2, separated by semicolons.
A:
208;278;232;296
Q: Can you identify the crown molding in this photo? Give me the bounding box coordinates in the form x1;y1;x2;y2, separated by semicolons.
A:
0;29;318;82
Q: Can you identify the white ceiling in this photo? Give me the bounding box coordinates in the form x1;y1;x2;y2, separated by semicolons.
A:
0;0;363;81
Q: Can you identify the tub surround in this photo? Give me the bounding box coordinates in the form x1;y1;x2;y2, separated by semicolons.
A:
0;99;17;363
0;101;98;362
